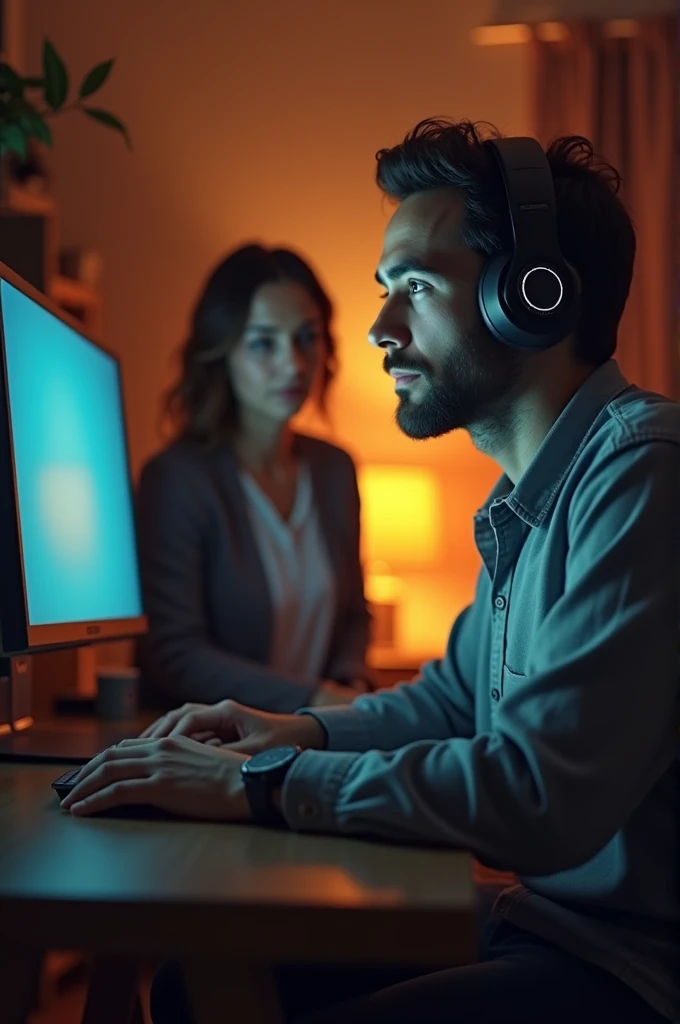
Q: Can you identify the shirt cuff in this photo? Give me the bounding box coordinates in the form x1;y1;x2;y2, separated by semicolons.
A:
281;749;362;833
297;703;377;752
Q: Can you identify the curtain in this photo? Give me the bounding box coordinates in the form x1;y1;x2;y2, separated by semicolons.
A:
530;16;678;398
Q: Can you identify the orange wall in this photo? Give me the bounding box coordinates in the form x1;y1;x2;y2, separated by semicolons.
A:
25;0;530;658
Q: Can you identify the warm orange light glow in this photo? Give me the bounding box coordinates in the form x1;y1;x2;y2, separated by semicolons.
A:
471;23;532;46
473;18;639;46
365;571;404;604
535;21;569;43
359;465;445;653
11;716;34;731
358;465;443;572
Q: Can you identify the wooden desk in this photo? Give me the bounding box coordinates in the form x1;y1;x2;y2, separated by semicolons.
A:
0;763;476;1024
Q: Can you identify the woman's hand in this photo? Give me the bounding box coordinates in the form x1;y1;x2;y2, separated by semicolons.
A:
308;680;365;707
60;736;250;819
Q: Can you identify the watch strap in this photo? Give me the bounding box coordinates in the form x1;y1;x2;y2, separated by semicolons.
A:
242;747;301;827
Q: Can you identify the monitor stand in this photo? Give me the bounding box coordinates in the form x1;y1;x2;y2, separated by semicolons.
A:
0;654;133;763
0;654;33;731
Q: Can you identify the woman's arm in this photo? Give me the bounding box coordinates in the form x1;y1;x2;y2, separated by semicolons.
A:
136;454;320;713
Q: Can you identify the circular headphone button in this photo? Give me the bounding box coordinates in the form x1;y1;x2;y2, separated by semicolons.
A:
519;266;563;314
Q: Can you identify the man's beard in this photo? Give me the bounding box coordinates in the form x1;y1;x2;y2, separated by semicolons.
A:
387;329;522;441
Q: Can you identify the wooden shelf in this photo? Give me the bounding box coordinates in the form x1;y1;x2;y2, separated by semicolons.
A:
0;183;56;216
0;179;102;335
49;274;101;313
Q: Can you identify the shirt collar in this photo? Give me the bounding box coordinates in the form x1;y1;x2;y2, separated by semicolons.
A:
479;359;632;528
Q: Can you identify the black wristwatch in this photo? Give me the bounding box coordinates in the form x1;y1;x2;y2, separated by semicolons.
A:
241;745;302;827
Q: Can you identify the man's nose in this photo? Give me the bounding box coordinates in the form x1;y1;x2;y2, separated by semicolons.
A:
368;307;410;351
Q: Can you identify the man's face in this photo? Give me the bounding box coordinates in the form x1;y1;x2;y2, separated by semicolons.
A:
369;188;522;440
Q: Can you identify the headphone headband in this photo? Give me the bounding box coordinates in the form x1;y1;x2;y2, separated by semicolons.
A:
485;137;561;262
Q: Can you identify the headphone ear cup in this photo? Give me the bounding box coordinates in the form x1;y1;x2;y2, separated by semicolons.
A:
478;252;513;346
479;253;582;352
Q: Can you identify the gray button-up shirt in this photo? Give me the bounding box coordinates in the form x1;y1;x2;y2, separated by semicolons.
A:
283;360;680;1021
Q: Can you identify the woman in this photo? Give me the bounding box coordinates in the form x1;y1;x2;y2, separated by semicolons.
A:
136;244;372;714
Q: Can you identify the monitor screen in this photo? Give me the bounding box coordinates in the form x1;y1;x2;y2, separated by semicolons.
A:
0;268;146;653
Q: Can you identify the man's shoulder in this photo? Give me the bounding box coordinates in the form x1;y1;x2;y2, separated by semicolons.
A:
558;386;680;517
561;386;680;521
601;386;680;450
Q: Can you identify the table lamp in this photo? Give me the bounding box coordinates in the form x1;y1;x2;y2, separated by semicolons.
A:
357;465;443;648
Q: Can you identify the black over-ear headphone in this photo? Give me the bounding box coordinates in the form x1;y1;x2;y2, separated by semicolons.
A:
478;137;581;352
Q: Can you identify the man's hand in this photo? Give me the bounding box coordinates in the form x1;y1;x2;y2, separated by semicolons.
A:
140;704;224;746
59;736;250;819
139;699;326;755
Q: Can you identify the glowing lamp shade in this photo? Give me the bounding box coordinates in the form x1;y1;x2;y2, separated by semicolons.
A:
358;464;443;572
357;465;443;649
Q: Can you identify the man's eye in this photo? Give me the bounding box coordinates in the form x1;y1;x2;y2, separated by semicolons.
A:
409;280;427;295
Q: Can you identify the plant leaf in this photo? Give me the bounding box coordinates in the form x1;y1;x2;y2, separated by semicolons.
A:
42;40;69;110
22;109;52;146
82;107;132;150
0;96;51;150
0;123;27;159
79;59;114;99
0;62;24;98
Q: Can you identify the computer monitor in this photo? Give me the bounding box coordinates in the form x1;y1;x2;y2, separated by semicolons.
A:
0;262;147;656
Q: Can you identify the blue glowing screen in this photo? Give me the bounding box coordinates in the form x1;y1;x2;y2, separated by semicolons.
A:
1;279;142;625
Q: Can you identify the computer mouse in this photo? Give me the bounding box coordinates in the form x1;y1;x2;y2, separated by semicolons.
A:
51;768;179;819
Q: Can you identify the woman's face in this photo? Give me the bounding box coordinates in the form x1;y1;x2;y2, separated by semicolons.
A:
228;280;326;426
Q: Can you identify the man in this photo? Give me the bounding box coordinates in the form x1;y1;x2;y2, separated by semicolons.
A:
63;120;679;1023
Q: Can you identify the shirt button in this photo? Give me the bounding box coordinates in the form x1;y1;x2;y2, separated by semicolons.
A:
494;596;507;610
297;802;318;819
491;688;500;702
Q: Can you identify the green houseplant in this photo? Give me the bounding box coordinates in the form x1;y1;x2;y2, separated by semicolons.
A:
0;39;131;162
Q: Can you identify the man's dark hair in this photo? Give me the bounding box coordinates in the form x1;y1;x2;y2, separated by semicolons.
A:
375;119;636;367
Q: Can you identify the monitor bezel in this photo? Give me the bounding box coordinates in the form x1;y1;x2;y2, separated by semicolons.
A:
0;261;148;655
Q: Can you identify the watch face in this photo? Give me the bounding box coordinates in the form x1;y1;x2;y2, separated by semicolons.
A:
246;745;299;775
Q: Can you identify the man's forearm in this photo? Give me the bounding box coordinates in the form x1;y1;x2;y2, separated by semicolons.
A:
301;611;478;754
300;669;474;755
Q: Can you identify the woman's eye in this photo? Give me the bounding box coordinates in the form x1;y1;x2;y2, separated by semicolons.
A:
378;291;388;300
249;337;273;352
